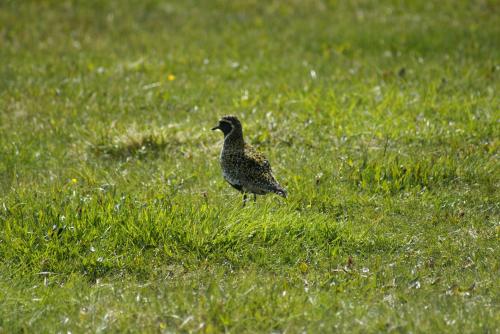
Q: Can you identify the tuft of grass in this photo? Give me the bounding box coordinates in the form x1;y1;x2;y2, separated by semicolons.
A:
348;154;460;193
91;127;175;159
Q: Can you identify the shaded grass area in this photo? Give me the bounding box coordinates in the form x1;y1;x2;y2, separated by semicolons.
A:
0;0;499;332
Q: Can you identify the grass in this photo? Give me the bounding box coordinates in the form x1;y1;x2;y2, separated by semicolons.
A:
0;0;499;332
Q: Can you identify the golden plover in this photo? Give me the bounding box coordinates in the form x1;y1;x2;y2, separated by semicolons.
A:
212;115;287;205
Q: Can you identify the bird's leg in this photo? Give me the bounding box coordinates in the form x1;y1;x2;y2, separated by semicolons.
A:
242;193;248;207
253;194;257;203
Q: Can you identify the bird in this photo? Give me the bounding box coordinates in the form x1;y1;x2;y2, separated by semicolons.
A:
212;115;287;206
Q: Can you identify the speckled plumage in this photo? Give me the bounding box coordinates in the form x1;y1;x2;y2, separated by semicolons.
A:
212;116;287;204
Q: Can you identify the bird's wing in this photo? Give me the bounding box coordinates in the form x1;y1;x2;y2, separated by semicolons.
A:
240;145;282;191
243;144;272;172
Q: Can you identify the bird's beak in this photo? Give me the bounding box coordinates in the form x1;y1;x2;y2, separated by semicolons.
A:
211;125;220;131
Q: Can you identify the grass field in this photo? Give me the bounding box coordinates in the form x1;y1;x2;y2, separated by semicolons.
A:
1;0;499;332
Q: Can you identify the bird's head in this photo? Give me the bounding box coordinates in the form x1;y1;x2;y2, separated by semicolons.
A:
275;188;287;198
211;115;242;137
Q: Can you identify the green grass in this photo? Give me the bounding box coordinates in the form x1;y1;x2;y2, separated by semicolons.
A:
1;0;499;332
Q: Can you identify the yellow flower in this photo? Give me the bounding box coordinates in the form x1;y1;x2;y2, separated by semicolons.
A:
71;178;78;184
167;74;175;81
